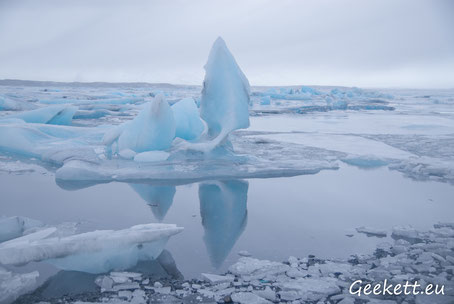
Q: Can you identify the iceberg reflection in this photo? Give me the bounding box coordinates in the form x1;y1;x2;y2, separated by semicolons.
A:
199;180;248;268
129;184;176;221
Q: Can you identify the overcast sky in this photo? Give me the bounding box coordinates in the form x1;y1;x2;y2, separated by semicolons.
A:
0;0;453;88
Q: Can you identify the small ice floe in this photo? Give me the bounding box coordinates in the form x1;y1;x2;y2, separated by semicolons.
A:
0;223;183;274
0;216;43;243
238;250;252;257
356;226;387;237
0;266;39;303
6;105;77;125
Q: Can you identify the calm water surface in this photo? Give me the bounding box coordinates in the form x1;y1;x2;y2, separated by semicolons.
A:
1;164;453;284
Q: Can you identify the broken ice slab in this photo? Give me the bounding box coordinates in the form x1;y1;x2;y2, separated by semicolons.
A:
356;226;387;237
0;266;39;303
228;257;290;279
201;273;234;284
0;216;43;243
6;105;78;125
0;223;183;274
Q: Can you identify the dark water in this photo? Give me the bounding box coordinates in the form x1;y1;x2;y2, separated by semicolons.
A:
1;164;454;294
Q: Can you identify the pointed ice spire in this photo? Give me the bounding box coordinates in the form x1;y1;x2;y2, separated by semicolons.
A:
200;37;250;140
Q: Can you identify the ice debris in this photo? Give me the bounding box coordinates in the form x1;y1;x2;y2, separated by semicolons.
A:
25;222;450;304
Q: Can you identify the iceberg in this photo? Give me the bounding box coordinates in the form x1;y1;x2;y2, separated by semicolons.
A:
0;96;35;111
0;266;39;303
0;223;183;274
104;95;175;153
171;97;205;140
199;180;248;267
7;105;77;125
0;216;43;243
260;96;271;105
198;37;250;148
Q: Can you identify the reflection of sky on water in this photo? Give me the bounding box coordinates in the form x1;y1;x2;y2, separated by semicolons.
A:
1;164;454;279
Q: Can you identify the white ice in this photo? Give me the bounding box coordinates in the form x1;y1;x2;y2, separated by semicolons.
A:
0;223;183;274
0;216;43;243
0;266;39;303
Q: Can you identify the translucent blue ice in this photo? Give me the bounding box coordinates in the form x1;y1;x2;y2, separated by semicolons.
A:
172;97;205;140
200;37;250;140
104;95;175;153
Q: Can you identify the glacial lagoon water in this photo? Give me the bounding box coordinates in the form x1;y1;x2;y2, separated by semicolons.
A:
1;162;453;296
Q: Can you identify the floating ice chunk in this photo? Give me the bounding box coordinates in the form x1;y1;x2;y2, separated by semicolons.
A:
0;223;183;274
134;151;170;162
229;257;290;279
0;216;43;243
199;180;248;267
253;286;276;302
105;95;175;153
342;156;388;168
356;226;387;237
39;97;144;105
171;97;205;140
198;37;250;147
326;96;348;109
0;96;35;111
300;86;321;95
231;292;271;304
260;96;271;105
201;273;234;284
8;105;77;125
119;149;137;160
277;277;340;302
0;266;39;303
392;225;420;240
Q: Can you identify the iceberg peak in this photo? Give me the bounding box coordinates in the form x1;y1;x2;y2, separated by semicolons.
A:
200;37;250;140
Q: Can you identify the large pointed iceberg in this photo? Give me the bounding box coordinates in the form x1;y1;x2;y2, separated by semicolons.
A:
198;37;250;147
